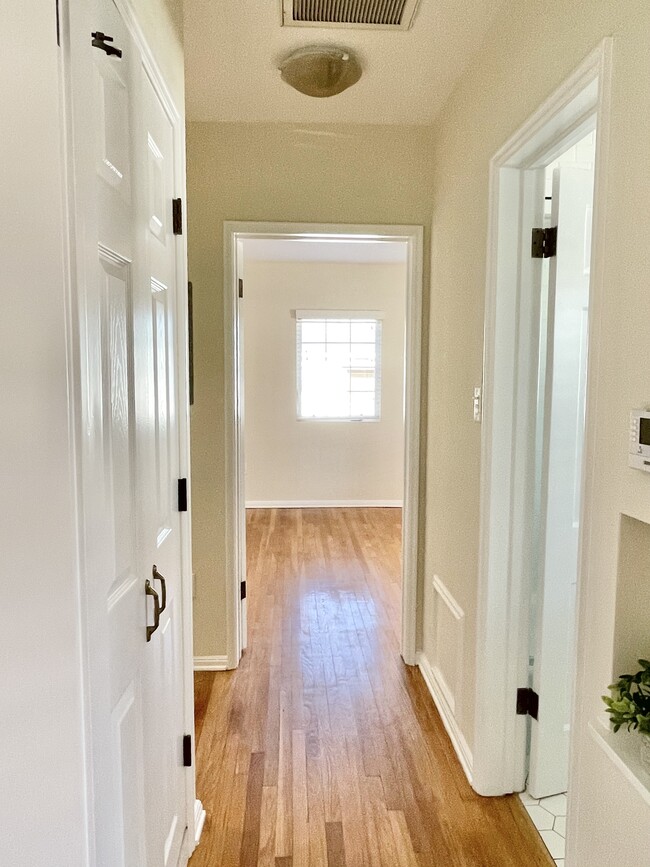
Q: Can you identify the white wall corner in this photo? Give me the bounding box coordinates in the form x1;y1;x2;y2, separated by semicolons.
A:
418;651;473;785
193;655;229;671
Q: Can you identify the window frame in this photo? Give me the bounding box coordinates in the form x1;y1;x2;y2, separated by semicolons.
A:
295;309;383;422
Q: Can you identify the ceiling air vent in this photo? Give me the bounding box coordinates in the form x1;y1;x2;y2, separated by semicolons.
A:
281;0;420;30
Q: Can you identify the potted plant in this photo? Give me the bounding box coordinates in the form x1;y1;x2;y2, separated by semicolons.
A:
603;659;650;771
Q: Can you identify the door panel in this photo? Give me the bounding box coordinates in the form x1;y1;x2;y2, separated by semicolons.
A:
137;62;187;867
100;252;134;586
528;165;594;799
94;58;131;197
112;682;147;867
153;283;172;538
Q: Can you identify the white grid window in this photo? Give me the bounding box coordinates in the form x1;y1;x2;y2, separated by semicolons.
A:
296;310;383;420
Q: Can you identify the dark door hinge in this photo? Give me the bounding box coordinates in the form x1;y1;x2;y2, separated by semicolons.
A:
240;580;247;600
516;687;539;720
531;226;558;259
238;278;244;299
91;31;123;58
182;734;192;767
172;198;183;235
177;478;188;512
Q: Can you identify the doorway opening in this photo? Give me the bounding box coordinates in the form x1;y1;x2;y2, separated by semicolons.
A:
223;223;424;669
473;40;612;867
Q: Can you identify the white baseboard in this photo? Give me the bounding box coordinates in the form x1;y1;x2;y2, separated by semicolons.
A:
245;499;403;508
193;655;228;671
194;799;206;846
417;651;473;784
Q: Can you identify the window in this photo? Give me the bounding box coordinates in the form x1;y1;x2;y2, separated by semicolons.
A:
296;310;382;420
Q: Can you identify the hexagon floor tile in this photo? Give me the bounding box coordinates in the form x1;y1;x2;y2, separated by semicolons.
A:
520;790;567;865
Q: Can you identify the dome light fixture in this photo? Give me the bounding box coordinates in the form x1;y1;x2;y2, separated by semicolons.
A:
279;46;362;98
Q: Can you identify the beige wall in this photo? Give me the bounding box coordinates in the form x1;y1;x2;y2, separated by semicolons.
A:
243;260;406;505
138;0;184;107
188;10;650;853
422;1;650;860
187;122;433;658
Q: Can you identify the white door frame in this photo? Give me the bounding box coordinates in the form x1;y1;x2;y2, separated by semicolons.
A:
62;0;202;859
473;40;612;798
223;221;424;669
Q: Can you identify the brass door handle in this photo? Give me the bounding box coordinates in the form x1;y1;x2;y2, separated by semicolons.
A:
145;578;161;642
152;565;167;613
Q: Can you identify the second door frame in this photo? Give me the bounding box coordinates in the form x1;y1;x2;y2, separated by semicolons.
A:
223;221;424;669
473;40;613;801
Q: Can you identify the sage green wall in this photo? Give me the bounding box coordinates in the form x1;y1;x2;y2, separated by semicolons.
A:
423;2;650;860
187;122;434;658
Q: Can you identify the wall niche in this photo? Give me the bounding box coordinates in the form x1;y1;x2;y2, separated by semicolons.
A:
613;514;650;677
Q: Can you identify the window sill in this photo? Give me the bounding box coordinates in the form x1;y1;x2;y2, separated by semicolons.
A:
296;417;381;423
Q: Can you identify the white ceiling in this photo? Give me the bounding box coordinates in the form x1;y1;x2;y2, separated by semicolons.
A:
242;238;408;263
184;0;503;125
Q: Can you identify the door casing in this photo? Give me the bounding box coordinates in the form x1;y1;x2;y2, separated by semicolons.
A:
222;222;424;669
474;38;612;824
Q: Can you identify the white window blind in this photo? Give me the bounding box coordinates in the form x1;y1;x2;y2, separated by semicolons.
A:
296;310;383;420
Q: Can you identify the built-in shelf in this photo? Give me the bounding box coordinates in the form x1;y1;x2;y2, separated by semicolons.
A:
589;714;650;807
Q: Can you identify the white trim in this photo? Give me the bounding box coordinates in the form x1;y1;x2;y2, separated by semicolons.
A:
432;574;465;621
429;575;465;716
295;309;385;319
245;500;403;508
417;652;473;784
475;40;613;801
193;655;230;671
224;222;423;669
565;40;613;867
193;800;207;846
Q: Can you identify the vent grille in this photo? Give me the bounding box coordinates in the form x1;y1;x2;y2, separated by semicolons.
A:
282;0;419;30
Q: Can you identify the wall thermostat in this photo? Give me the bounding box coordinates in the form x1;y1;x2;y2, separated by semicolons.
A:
629;409;650;472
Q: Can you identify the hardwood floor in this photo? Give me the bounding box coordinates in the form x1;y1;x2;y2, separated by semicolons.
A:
190;508;552;866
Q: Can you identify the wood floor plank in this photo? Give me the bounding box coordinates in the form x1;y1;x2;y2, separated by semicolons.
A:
190;508;553;867
291;730;309;867
324;821;346;867
194;671;216;745
240;752;266;866
258;786;278;867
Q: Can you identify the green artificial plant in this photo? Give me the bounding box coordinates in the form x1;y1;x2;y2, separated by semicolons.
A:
602;659;650;734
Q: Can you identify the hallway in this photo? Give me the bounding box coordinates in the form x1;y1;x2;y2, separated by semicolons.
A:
190;508;552;866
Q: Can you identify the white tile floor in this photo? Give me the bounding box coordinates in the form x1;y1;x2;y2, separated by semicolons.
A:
519;791;567;865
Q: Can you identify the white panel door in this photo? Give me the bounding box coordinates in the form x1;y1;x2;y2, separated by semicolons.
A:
89;3;147;863
80;0;188;862
135;60;188;867
528;166;594;798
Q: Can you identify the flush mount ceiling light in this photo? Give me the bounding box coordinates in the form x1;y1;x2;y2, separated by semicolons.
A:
279;46;362;97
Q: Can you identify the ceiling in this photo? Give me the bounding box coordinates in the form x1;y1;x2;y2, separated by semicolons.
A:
183;0;503;125
242;238;408;263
